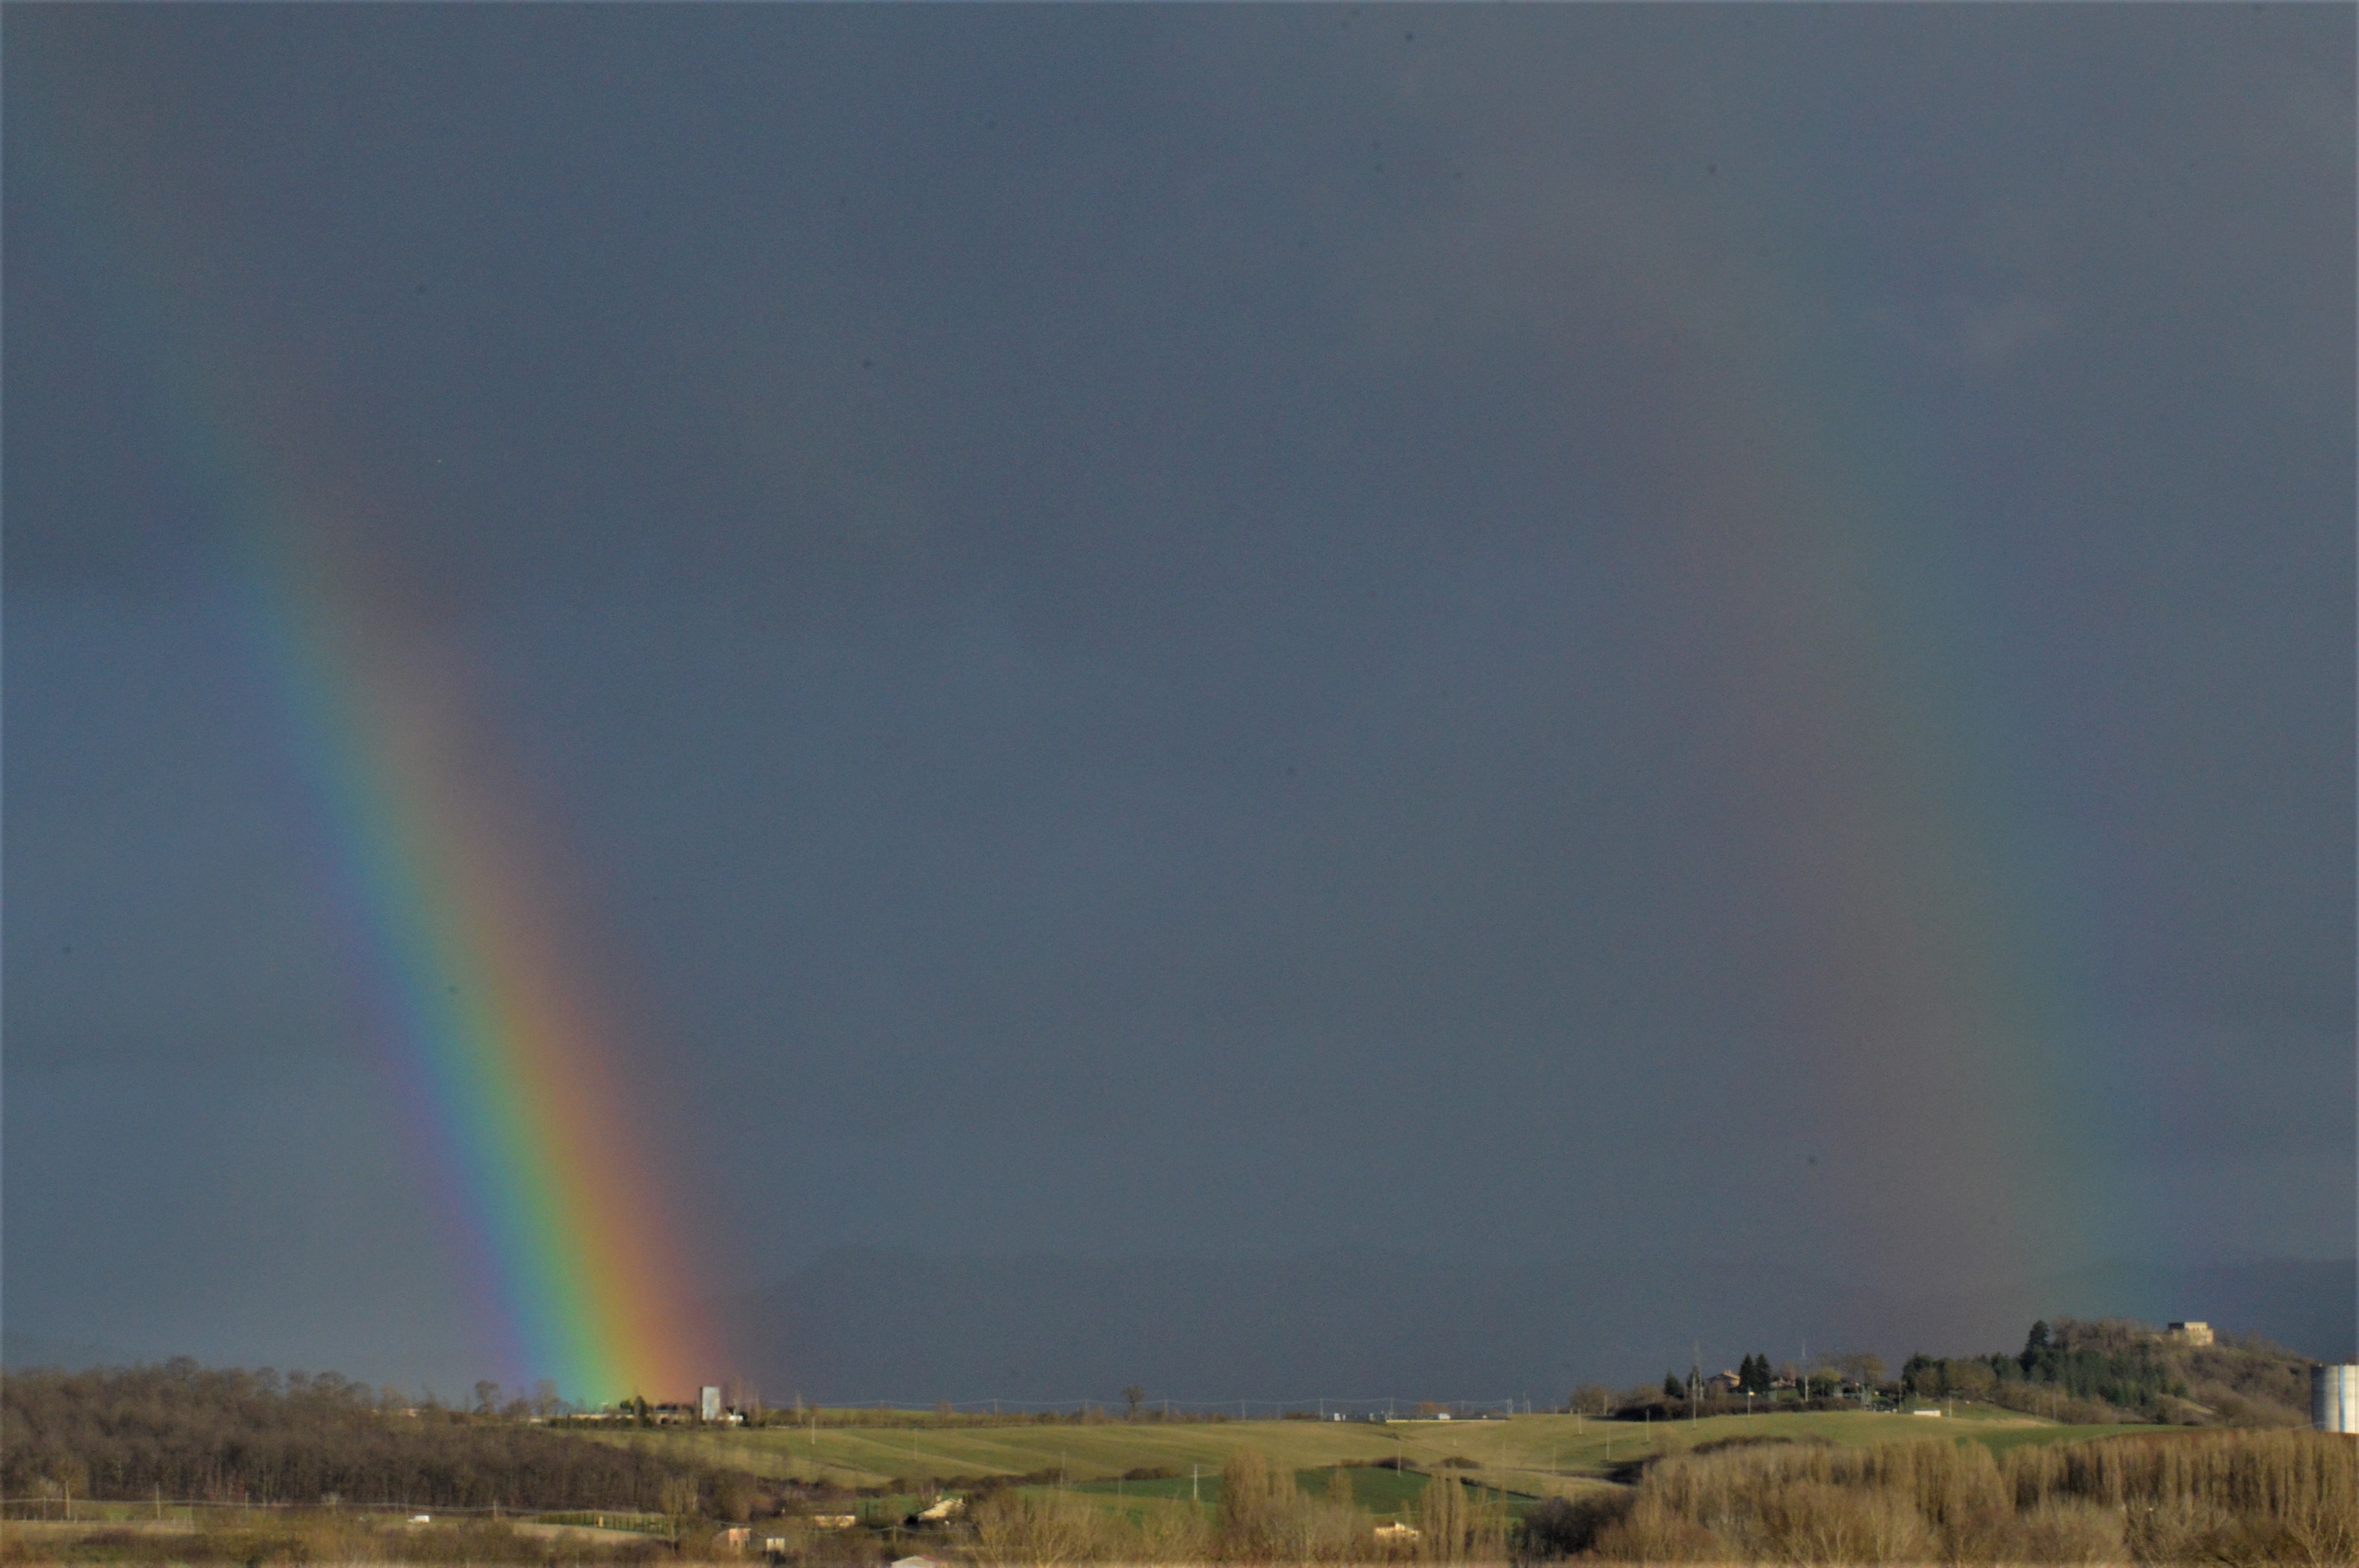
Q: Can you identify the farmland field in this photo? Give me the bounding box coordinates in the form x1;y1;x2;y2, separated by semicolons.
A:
581;1405;2167;1498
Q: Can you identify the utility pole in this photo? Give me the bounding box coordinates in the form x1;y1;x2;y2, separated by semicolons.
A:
1192;1465;1200;1504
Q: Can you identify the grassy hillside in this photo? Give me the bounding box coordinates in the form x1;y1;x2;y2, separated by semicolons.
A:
585;1406;2160;1495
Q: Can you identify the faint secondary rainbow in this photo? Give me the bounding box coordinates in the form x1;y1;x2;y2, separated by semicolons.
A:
1572;153;2120;1287
19;75;717;1408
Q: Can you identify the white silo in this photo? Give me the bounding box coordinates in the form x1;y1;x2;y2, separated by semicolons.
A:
2312;1364;2358;1434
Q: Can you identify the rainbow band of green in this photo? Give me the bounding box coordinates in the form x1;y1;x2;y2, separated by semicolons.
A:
18;69;717;1408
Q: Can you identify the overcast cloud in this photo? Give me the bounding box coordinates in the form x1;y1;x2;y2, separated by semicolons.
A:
6;5;2352;1397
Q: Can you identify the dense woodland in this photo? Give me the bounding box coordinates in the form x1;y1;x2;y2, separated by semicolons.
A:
0;1362;712;1513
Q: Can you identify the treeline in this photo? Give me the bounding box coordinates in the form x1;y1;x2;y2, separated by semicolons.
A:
1;1362;715;1513
1899;1318;2314;1426
1588;1318;2316;1427
0;1515;667;1567
1525;1429;2356;1563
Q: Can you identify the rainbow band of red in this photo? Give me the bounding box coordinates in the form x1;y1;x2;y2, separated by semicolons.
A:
19;68;716;1408
257;525;714;1406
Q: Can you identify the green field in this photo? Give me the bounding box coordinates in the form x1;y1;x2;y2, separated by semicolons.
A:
586;1405;2163;1498
1070;1465;1439;1513
1063;1462;1491;1521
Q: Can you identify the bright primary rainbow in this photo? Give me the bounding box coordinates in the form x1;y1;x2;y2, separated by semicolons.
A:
24;80;716;1409
246;515;717;1408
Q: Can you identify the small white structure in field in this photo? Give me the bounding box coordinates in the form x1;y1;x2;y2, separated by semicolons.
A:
812;1515;857;1529
702;1385;724;1421
915;1497;965;1522
1375;1522;1421;1542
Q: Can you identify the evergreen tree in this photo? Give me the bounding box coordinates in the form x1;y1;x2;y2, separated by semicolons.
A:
2020;1321;2056;1379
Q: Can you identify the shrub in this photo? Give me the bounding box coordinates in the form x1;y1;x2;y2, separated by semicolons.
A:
1414;1473;1508;1562
1593;1428;2354;1565
1216;1448;1361;1562
2008;1500;2126;1563
1588;1495;1723;1561
1516;1491;1631;1558
970;1490;1126;1566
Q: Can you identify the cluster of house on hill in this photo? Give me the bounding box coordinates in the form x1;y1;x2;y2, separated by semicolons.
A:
1700;1367;1813;1396
557;1385;750;1426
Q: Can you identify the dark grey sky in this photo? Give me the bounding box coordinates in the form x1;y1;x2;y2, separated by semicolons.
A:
6;5;2352;1400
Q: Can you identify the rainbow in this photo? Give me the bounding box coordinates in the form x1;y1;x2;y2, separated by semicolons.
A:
18;70;717;1408
21;17;2129;1366
244;516;719;1407
1578;168;2118;1288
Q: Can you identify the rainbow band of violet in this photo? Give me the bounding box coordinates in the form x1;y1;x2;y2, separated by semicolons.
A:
258;527;714;1407
16;68;718;1408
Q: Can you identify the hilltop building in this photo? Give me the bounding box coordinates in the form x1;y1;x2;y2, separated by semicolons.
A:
2163;1321;2214;1347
